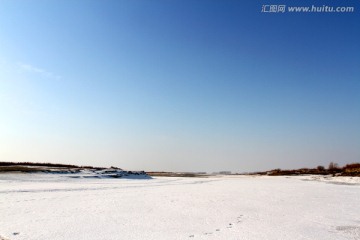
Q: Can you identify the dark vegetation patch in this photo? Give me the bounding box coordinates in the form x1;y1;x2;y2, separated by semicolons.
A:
0;166;44;172
252;162;360;177
0;161;97;169
0;161;108;173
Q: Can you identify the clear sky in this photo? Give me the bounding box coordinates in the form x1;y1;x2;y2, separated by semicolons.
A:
0;0;359;172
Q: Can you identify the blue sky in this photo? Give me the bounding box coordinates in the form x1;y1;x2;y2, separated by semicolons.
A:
0;0;359;172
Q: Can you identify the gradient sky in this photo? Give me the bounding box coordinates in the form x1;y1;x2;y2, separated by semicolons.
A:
0;0;359;172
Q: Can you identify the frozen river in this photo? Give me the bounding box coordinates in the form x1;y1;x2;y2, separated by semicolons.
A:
1;174;359;240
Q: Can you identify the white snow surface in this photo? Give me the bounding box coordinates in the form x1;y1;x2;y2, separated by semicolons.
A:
1;174;360;240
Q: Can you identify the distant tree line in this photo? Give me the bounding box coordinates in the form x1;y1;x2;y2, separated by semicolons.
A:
259;162;360;177
0;161;95;169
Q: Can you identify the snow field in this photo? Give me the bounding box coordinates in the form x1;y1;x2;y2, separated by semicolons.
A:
1;174;359;240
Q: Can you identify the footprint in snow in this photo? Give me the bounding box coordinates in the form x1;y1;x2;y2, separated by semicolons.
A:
227;223;233;228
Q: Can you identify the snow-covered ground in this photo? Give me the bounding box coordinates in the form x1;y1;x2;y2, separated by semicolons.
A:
1;174;359;240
